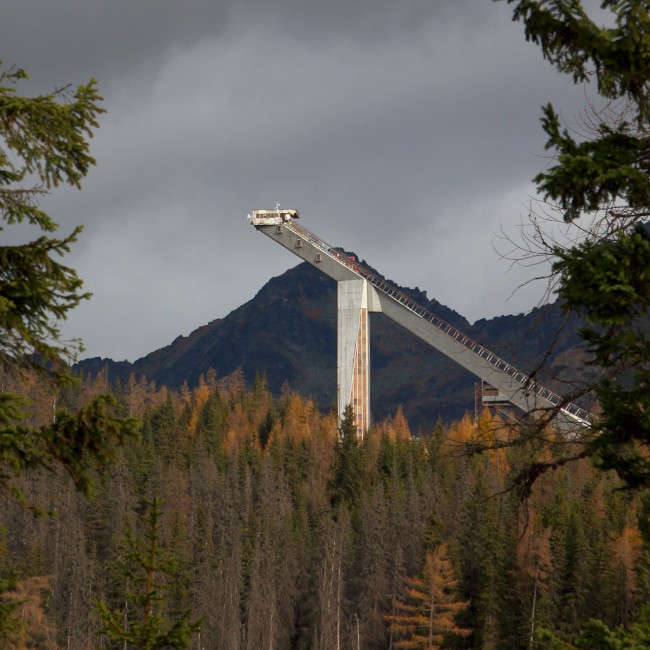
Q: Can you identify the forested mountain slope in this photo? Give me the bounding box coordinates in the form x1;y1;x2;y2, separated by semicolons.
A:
77;260;583;430
2;375;645;649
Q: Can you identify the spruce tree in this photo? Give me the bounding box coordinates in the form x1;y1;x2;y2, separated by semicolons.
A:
0;527;21;646
495;0;650;488
0;62;138;503
330;404;364;510
95;496;202;650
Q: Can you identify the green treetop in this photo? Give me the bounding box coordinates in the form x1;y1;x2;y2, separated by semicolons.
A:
95;496;202;649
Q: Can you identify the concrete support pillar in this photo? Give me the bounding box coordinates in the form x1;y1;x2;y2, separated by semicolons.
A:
338;279;370;436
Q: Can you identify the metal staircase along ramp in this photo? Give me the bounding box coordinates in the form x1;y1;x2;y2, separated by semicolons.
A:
249;210;593;431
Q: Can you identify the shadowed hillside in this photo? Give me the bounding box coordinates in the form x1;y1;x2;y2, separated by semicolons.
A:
77;260;583;430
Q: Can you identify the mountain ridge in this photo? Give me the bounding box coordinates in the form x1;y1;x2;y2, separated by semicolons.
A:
76;261;581;430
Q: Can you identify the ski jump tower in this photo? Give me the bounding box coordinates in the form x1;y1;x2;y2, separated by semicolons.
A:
249;208;592;436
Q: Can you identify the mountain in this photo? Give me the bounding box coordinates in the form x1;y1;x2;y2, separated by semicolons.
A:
76;260;583;431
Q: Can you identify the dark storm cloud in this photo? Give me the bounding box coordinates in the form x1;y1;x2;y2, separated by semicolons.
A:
3;0;229;87
3;0;457;87
3;1;592;360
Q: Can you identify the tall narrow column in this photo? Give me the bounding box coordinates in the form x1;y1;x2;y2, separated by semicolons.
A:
338;279;370;436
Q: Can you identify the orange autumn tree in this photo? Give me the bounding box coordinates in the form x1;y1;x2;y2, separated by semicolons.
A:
611;524;643;628
387;543;470;649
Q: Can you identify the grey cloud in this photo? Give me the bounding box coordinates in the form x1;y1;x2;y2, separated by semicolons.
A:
3;0;230;90
2;0;593;360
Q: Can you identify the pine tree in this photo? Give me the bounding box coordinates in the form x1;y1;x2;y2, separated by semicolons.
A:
0;527;22;646
494;0;650;489
611;525;643;628
457;466;515;648
330;404;364;510
95;495;202;649
0;62;139;503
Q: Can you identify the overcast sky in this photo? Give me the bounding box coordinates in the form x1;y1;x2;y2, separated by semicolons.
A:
3;0;593;362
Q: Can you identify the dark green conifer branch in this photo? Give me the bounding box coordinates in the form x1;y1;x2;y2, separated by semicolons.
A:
0;62;138;504
497;0;650;490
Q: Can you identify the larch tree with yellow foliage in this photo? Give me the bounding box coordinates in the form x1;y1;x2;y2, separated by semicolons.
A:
386;542;469;649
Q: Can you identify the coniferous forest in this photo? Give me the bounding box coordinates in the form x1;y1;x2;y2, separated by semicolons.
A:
2;367;647;649
3;0;650;646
